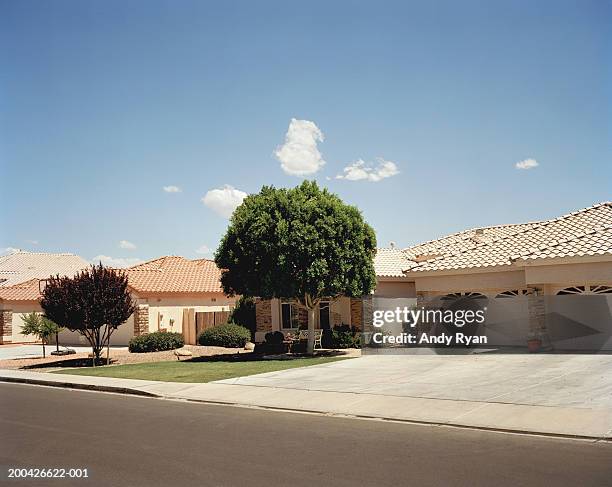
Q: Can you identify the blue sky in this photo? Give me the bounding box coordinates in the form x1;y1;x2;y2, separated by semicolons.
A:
1;0;610;266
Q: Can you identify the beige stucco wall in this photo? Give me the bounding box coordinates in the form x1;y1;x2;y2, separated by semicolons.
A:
6;301;43;343
56;315;135;346
11;291;238;346
524;261;612;288
413;269;526;295
136;293;236;335
375;280;416;298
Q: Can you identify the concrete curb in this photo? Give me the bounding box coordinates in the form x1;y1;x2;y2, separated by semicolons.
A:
2;373;611;442
0;376;161;398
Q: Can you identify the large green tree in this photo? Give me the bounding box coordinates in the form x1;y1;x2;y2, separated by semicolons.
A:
40;264;135;365
215;180;377;353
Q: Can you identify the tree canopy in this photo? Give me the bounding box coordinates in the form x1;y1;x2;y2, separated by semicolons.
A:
215;181;377;352
40;264;135;363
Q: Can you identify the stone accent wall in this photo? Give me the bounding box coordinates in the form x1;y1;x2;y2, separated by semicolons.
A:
134;304;150;336
350;298;363;330
255;299;272;332
0;310;13;344
527;287;547;335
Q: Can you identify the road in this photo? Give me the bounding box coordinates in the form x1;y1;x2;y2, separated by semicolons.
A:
1;383;611;487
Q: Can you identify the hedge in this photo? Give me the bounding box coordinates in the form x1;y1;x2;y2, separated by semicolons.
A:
198;323;251;348
129;331;185;353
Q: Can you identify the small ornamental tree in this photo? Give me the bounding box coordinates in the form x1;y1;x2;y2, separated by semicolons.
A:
20;312;62;358
215;181;377;354
40;264;135;365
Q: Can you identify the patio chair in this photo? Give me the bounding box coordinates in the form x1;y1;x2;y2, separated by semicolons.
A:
297;329;323;350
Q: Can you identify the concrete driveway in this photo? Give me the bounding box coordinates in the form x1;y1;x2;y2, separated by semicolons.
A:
217;354;612;409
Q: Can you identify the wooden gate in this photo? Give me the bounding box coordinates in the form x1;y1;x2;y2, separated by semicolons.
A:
182;309;231;345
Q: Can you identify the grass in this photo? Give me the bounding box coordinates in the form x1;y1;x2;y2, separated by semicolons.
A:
51;356;351;383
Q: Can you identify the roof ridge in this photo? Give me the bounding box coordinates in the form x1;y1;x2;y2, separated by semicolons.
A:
405;202;612;271
125;256;169;270
402;201;611;256
402;222;536;254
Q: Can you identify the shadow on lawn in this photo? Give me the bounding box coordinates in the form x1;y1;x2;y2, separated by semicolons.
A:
23;357;115;369
183;349;351;364
22;349;352;369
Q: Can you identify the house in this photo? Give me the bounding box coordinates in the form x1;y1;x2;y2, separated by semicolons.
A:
255;202;612;349
0;255;237;346
0;251;89;343
56;256;237;346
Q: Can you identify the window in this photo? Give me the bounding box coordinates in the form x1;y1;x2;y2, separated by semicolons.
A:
440;292;487;301
495;289;527;298
281;301;300;329
319;301;330;329
556;285;612;295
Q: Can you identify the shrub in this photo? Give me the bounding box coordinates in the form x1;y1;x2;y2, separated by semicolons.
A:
198;323;251;348
229;297;256;339
264;331;285;345
332;324;361;349
129;331;185;353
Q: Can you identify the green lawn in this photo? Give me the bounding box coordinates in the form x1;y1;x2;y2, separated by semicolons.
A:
52;356;351;383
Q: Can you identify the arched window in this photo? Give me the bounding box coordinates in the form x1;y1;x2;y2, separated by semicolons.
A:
590;285;612;294
495;289;528;298
556;285;612;295
440;292;487;301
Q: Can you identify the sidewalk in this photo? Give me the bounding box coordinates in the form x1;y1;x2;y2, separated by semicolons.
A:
2;367;611;440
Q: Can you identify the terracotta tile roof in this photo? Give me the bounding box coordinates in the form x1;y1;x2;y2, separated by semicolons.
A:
405;202;612;273
0;279;42;301
374;248;413;277
514;225;612;261
121;256;224;294
0;251;89;287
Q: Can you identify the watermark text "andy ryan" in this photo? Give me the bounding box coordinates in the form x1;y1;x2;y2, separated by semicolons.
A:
372;306;486;328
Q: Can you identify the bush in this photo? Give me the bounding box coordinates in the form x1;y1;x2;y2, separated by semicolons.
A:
264;331;285;345
198;323;251;348
129;331;184;353
332;325;361;349
229;297;256;339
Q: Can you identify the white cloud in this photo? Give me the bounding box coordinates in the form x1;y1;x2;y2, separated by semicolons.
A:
336;158;399;182
91;255;143;268
163;185;182;193
119;240;136;250
274;118;326;176
515;158;539;170
1;247;20;255
26;239;39;245
202;185;247;218
195;244;212;256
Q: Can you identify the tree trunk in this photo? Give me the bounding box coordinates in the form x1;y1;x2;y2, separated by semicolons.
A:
55;331;60;353
42;340;46;358
106;325;112;366
307;307;316;355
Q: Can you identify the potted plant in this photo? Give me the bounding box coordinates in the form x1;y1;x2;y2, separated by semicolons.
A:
527;333;542;353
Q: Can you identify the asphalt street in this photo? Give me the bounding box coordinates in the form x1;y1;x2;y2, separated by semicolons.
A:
1;383;611;487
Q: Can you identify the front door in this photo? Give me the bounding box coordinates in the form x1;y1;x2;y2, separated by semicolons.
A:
319;301;330;329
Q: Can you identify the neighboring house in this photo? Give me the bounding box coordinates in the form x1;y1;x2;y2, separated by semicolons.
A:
1;254;237;346
57;256;237;346
256;202;612;349
0;251;89;343
0;250;88;288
